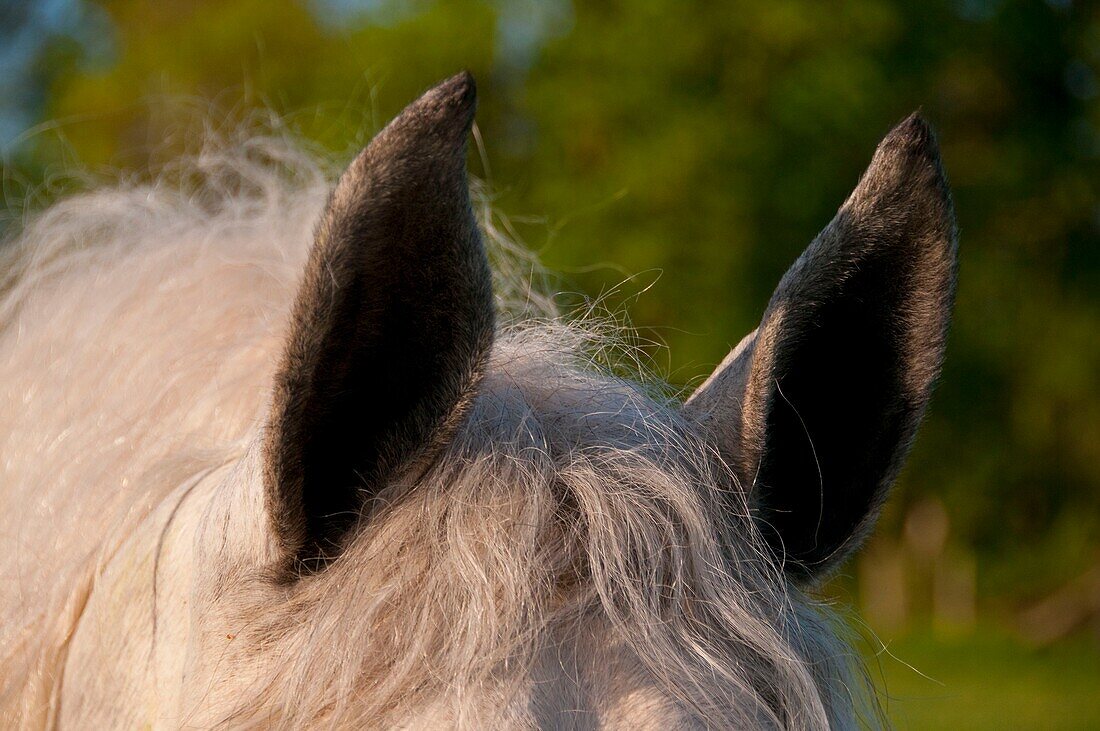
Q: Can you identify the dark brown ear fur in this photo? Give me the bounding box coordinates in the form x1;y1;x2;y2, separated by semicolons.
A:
264;73;494;569
685;114;958;583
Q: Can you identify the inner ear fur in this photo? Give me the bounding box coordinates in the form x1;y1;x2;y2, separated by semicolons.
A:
263;73;495;570
685;113;958;582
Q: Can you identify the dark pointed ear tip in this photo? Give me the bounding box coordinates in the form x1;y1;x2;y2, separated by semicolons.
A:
878;111;943;164
860;110;953;216
413;71;478;128
431;70;477;105
366;72;478;162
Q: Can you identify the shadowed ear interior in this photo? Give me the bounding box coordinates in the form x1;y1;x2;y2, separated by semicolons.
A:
684;114;958;583
263;72;494;569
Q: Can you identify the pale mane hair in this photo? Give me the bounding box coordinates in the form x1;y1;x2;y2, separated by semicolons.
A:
0;127;879;728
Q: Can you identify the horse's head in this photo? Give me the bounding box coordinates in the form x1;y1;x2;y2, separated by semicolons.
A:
153;74;956;728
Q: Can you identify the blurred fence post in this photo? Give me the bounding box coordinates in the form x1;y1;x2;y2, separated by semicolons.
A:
859;538;909;635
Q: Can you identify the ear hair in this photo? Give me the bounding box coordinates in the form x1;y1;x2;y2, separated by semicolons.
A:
263;73;495;570
685;113;958;583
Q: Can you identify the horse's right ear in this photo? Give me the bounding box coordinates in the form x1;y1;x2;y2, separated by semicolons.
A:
684;114;958;584
263;73;495;569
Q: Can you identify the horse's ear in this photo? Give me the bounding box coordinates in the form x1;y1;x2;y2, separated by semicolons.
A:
263;73;494;569
684;114;958;584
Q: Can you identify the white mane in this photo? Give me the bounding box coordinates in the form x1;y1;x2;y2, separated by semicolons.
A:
0;134;878;728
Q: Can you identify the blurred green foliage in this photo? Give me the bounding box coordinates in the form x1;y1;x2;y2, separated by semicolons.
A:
2;0;1098;624
869;626;1100;728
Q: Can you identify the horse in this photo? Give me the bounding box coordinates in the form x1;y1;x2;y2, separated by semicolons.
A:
0;72;957;729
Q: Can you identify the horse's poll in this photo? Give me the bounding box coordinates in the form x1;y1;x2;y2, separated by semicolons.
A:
1;74;957;729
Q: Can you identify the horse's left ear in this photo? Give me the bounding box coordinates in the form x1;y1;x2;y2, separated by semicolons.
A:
263;73;495;569
684;114;958;584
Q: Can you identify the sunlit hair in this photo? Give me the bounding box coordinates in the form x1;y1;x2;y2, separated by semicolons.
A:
0;130;878;729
